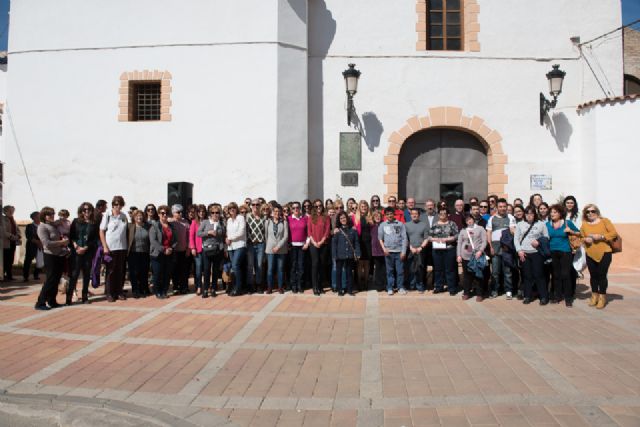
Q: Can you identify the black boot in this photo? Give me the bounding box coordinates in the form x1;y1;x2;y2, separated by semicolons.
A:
65;289;74;306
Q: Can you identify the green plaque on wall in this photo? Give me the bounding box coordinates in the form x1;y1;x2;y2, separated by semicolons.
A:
339;132;361;171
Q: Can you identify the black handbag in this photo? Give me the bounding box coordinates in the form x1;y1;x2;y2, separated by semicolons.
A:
202;241;221;256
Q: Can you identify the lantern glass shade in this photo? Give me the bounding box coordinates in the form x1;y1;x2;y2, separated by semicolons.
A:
546;64;566;98
346;75;359;94
343;63;361;96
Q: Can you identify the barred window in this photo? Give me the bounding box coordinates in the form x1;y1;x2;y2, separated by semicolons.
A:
130;82;161;121
428;0;462;51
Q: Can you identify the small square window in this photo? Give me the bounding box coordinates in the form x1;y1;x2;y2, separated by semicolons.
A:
130;81;161;121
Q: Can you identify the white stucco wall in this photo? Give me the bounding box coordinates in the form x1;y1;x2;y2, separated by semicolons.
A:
1;0;626;219
308;0;623;204
578;99;640;223
4;0;309;219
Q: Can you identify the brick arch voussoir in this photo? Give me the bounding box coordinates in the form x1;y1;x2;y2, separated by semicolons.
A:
384;107;508;201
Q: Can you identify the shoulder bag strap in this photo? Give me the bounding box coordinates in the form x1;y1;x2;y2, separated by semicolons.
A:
466;229;475;251
339;228;357;258
520;223;534;245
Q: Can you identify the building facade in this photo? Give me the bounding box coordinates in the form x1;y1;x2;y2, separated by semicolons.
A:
1;0;636;229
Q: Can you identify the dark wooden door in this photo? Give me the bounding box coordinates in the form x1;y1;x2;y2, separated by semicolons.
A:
399;129;487;204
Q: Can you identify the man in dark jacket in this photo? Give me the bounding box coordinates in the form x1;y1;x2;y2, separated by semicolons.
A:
23;211;42;281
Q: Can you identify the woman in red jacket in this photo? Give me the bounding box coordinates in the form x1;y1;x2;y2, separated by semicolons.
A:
308;199;330;295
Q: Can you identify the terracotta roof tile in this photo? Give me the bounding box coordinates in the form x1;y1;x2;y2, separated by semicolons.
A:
577;94;639;110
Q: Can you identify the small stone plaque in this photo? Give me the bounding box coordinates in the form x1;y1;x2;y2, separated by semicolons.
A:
339;132;361;171
530;174;552;190
341;172;358;187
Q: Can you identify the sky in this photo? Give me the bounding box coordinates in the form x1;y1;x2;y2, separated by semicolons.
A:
0;0;637;51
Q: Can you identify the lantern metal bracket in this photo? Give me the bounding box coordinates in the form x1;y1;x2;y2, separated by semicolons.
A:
346;93;355;127
539;92;558;126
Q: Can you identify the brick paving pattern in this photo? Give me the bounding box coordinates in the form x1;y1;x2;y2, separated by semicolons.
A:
0;271;639;426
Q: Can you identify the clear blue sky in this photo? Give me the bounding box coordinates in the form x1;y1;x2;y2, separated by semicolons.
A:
0;0;637;51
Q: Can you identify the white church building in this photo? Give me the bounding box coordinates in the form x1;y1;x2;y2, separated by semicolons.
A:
2;0;639;241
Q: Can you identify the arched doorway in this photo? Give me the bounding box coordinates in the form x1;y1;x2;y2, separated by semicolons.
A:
399;129;488;205
384;107;508;201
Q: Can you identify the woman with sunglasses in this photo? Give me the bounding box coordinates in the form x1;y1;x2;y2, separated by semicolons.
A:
302;199;313;217
144;204;159;225
346;198;357;215
260;203;271;219
127;209;151;298
265;205;289;294
35;207;70;310
226;202;247;296
149;205;176;299
370;195;381;212
99;196;129;302
580;204;618;309
68;202;99;304
479;200;491;221
308;199;330;295
197;204;226;298
189;204;207;295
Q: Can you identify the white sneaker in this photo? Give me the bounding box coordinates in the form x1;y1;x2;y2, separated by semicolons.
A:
506;291;513;300
387;290;394;296
399;289;408;295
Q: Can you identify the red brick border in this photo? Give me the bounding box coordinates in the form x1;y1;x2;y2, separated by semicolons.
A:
384;106;508;200
118;70;172;122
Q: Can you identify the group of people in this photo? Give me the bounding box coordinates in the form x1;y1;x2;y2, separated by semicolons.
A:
9;192;618;311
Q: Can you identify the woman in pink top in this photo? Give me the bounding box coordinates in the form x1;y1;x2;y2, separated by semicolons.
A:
189;204;206;295
308;199;330;295
288;202;309;293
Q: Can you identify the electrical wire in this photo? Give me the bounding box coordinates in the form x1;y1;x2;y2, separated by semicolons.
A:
579;18;640;46
5;102;38;210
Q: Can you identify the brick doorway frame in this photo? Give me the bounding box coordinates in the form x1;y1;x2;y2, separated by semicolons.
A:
384;106;508;200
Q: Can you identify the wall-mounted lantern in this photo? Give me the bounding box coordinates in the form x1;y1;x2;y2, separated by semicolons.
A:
540;64;566;125
342;63;361;127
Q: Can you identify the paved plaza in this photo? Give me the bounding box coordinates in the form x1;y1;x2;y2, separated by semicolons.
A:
0;270;639;427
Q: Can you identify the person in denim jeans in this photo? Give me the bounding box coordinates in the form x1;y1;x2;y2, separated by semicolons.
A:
225;202;247;296
246;199;266;293
265;205;288;293
405;208;429;293
486;198;516;299
378;207;408;295
429;206;459;295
